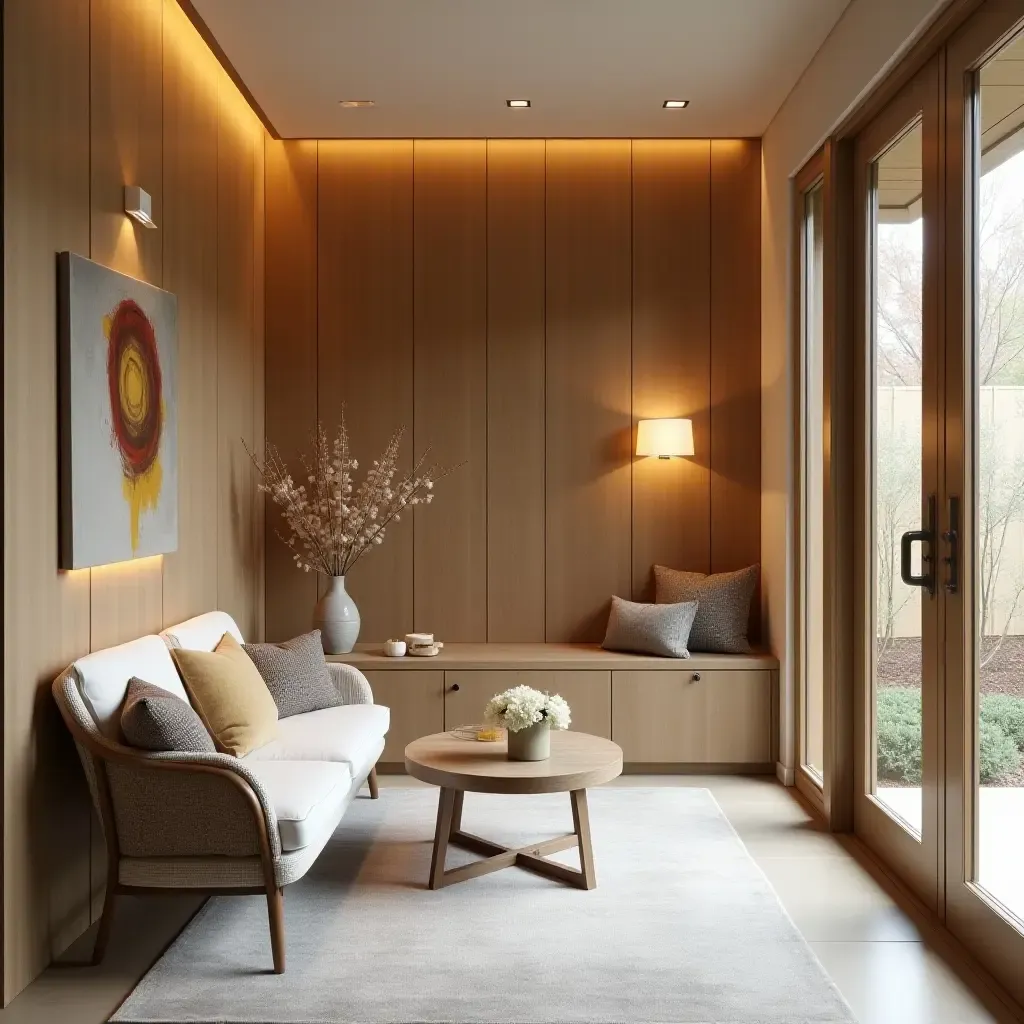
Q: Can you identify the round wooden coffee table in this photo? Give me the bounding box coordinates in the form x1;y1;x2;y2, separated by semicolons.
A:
404;730;623;891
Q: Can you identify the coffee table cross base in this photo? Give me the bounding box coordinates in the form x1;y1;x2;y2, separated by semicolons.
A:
427;787;597;890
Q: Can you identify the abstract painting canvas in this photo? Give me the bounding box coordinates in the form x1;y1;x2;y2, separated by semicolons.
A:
58;252;178;568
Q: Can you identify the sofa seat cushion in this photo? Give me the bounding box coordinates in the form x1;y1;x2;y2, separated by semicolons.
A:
245;760;352;852
245;704;390;778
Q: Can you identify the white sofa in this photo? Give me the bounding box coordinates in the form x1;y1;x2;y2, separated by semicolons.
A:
51;610;390;974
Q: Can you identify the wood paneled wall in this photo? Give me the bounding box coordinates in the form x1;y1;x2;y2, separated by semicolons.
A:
264;138;761;644
3;0;267;1002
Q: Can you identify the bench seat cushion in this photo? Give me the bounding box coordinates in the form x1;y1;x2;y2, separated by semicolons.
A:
245;704;389;781
245;760;352;852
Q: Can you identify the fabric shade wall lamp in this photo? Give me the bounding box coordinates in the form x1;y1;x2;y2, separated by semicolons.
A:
124;186;157;229
636;418;694;459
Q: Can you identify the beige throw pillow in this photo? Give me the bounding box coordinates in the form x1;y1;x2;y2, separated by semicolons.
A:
171;633;278;757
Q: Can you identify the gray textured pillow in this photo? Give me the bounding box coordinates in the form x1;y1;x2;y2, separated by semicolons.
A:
601;596;698;658
654;564;758;654
242;630;339;719
120;677;215;753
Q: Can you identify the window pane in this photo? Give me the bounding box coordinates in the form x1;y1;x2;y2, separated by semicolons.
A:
802;182;825;779
971;37;1024;923
872;121;924;836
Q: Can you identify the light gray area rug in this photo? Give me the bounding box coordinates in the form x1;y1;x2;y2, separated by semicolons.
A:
113;787;855;1024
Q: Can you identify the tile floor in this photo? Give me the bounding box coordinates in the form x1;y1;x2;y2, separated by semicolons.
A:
0;775;1005;1024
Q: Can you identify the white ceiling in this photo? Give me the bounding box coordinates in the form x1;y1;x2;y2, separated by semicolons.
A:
191;0;851;139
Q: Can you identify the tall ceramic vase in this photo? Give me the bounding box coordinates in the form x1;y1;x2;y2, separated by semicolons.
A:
314;575;360;654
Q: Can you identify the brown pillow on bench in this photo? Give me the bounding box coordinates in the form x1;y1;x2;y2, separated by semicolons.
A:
654;564;758;654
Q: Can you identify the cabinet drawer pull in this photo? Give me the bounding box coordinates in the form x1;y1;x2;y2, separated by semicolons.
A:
691;672;701;683
450;683;460;692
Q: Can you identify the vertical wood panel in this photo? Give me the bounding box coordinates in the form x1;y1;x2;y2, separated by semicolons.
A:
264;140;319;640
317;141;414;642
161;0;219;625
486;140;546;641
631;141;712;599
710;140;761;637
89;0;165;650
217;78;257;638
253;131;267;641
4;1;268;1003
3;0;93;996
413;141;487;641
545;140;633;642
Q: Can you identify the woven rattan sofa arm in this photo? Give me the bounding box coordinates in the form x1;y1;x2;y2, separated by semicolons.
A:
51;674;281;863
326;662;373;705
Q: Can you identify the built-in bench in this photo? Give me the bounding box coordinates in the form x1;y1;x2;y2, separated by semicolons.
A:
329;644;780;774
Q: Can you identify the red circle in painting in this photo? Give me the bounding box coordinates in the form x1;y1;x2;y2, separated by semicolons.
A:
106;299;163;479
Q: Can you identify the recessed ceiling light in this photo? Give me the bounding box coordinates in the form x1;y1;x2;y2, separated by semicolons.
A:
339;99;375;108
506;99;531;108
663;99;689;109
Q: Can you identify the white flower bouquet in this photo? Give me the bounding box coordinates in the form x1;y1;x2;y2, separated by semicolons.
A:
484;685;571;733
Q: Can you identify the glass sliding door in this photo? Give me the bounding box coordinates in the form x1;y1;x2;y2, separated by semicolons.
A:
854;56;942;908
798;167;826;785
945;6;1024;1004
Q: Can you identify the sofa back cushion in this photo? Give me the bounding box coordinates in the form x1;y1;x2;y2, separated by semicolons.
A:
162;610;244;652
72;635;188;740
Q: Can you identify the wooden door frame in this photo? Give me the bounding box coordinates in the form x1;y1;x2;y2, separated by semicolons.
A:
944;1;1024;1007
792;149;826;815
851;55;944;912
791;142;857;829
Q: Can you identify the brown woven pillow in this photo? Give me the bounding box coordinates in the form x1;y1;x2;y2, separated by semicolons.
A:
654;564;758;654
120;677;215;753
242;630;340;719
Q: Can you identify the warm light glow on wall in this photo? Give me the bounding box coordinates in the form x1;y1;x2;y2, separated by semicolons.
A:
90;554;164;576
162;0;262;143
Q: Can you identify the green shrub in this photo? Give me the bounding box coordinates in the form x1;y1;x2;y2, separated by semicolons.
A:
876;688;1024;785
980;694;1024;752
877;687;922;784
978;718;1021;784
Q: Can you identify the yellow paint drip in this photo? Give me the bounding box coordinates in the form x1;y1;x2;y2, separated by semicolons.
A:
123;456;163;554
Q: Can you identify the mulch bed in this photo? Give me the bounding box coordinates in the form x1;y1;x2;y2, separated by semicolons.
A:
877;636;1024;697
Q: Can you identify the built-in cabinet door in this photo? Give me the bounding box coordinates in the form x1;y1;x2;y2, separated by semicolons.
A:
943;5;1024;1005
362;670;444;764
444;670;612;738
611;670;771;764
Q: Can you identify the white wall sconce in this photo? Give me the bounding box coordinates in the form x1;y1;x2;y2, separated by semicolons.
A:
636;418;694;459
124;186;157;229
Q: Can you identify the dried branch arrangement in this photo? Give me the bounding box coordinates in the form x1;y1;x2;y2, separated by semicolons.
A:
245;415;453;576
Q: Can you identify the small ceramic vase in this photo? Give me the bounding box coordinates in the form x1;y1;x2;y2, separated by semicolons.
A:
507;720;551;761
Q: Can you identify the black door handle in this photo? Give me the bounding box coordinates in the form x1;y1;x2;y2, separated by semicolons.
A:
943;496;959;594
900;495;935;595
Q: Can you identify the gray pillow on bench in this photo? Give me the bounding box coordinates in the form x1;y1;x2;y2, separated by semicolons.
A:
601;596;699;658
121;677;216;753
242;630;339;719
654;564;758;654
